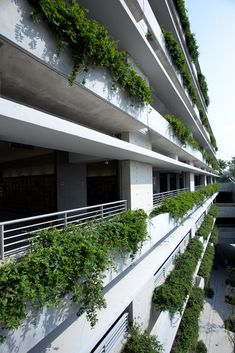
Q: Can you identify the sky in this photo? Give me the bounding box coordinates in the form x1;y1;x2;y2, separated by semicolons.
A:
185;0;235;162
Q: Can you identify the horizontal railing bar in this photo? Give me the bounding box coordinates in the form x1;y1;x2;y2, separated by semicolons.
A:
0;200;127;226
4;217;66;233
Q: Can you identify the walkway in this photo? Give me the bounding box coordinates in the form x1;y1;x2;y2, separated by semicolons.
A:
199;266;234;353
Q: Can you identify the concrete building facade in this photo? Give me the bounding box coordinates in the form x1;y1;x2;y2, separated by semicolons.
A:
0;1;219;352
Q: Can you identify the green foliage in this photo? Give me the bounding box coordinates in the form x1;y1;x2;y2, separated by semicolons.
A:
153;237;203;313
208;204;218;218
150;184;219;220
205;288;214;299
163;30;197;104
225;295;235;305
203;151;219;170
195;340;207;353
164;114;218;169
96;209;148;260
198;244;215;288
209;226;219;245
173;0;199;62
0;210;147;335
196;214;214;240
122;324;163;353
165;114;200;150
172;287;204;353
198;73;209;107
162;29;217;150
224;318;235;333
28;0;152;105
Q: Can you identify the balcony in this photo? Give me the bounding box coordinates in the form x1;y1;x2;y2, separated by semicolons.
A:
0;190;217;353
153;187;189;207
0;200;127;259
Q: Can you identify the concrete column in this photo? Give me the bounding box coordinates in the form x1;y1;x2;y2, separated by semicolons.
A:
202;175;207;186
185;172;195;191
56;152;87;211
153;170;160;193
176;174;180;189
121;160;153;211
167;174;171;191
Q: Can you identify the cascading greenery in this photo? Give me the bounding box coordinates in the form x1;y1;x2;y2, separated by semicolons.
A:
122;324;163;353
165;114;200;150
196;214;214;240
162;30;217;151
209;226;219;245
198;73;210;107
152;237;203;313
171;287;204;353
165;114;219;170
0;209;148;339
163;30;197;104
198;244;215;288
28;0;152;106
173;0;199;63
150;184;219;220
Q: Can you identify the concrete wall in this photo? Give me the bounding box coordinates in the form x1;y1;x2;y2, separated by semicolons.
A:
0;194;217;353
121;160;153;211
56;152;87;210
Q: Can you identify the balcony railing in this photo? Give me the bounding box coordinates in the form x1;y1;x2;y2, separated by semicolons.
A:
195;184;205;191
153;187;190;207
0;200;127;260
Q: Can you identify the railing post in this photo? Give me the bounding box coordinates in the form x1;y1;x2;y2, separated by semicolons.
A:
124;200;127;211
64;212;67;227
0;224;4;260
101;205;104;219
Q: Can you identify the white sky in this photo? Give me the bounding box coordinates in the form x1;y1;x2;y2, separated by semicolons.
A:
185;0;235;161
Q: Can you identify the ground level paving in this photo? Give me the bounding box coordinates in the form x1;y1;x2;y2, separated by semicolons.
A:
199;266;234;353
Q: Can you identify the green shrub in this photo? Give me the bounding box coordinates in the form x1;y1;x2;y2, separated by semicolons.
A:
225;295;235;305
163;30;197;104
209;226;219;245
224;318;235;332
198;244;215;288
208;204;218;218
150;184;219;220
165;114;200;150
0;209;147;337
195;340;207;353
122;324;163;353
153;237;203;313
172;287;204;353
196;214;214;240
205;288;214;299
29;0;152;105
173;0;199;62
198;73;209;107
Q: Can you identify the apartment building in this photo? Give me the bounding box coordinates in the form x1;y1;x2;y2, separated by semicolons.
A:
0;0;219;352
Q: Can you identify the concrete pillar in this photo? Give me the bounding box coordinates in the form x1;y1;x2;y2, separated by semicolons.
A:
121;160;153;211
153;170;160;193
56;152;87;211
176;174;180;189
166;173;171;191
186;172;195;191
202;175;207;186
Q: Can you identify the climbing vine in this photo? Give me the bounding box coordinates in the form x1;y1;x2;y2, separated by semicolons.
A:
0;209;148;339
28;0;152;105
150;184;219;220
123;323;163;353
152;237;203;313
171;287;204;353
173;0;199;63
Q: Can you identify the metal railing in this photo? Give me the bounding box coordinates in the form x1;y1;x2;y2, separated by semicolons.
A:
0;200;127;260
153;187;190;207
154;231;191;286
